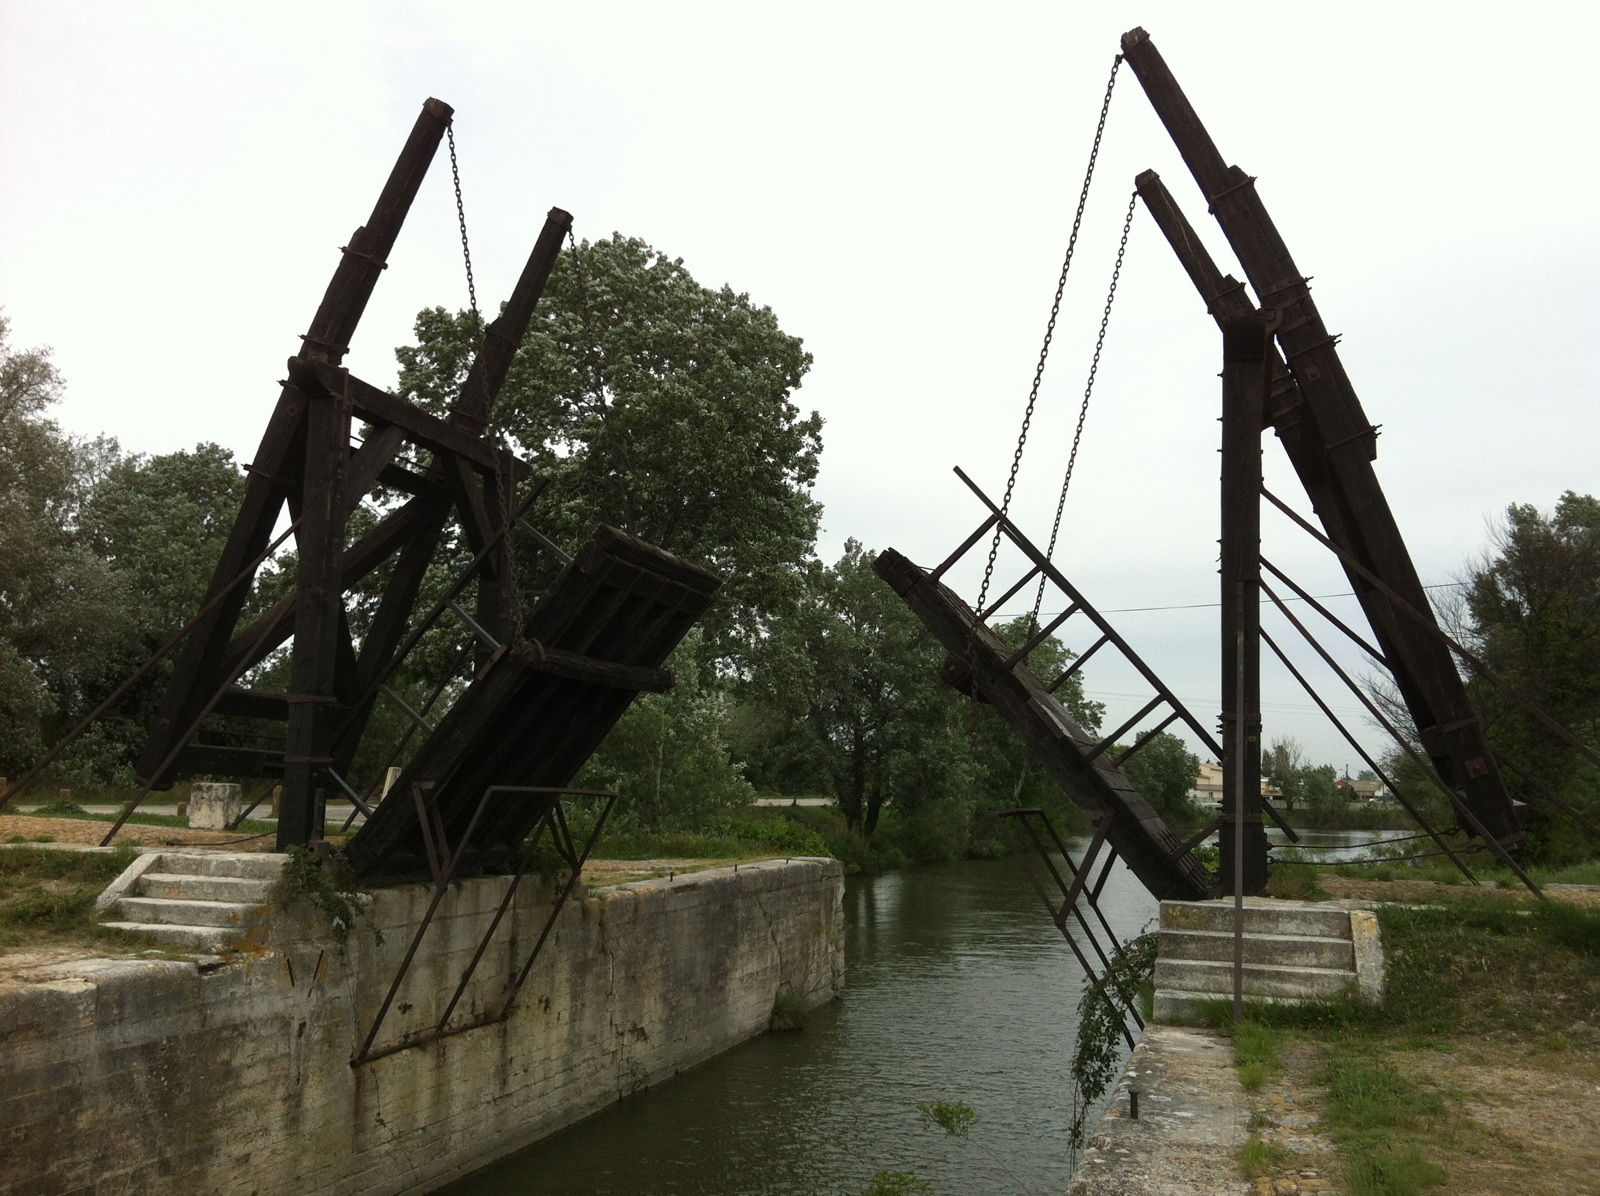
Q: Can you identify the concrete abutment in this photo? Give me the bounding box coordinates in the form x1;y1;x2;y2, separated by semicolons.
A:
0;857;844;1195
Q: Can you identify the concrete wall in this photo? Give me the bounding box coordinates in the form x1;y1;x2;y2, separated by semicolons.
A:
0;858;844;1195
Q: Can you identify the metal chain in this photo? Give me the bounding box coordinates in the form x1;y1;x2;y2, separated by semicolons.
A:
1030;188;1140;622
447;123;480;333
976;53;1123;620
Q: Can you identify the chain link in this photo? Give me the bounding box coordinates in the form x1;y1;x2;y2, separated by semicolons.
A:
1030;188;1139;621
446;123;480;334
976;54;1123;620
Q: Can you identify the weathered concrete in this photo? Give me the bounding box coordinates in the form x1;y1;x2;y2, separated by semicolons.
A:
1069;1025;1248;1195
186;781;242;830
98;850;284;952
1154;899;1383;1024
0;857;843;1195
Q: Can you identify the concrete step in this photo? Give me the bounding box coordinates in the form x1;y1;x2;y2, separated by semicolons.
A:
1155;957;1359;1001
1161;899;1351;940
138;873;277;904
1159;927;1355;971
1153;988;1303;1024
152;851;287;881
112;896;267;929
99;922;234;952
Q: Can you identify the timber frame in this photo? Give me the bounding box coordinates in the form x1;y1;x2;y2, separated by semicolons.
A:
114;98;722;871
1120;27;1524;850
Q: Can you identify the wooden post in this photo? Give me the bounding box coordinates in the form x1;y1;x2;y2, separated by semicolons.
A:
1219;314;1269;897
279;369;352;850
1121;29;1523;848
138;98;454;790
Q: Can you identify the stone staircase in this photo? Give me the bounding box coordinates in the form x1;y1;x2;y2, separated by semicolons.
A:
96;851;288;953
1153;898;1382;1024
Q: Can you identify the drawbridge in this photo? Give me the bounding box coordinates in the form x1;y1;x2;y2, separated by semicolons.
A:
875;29;1550;1033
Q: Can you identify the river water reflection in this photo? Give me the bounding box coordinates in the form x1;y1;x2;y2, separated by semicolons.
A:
447;853;1158;1195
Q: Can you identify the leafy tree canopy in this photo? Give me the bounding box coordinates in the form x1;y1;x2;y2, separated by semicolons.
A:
1462;491;1600;862
0;315;133;776
395;235;823;666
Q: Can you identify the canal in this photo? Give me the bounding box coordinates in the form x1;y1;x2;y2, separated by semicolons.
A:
447;853;1159;1195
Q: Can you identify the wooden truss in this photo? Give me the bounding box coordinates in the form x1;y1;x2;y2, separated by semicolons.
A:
126;98;719;870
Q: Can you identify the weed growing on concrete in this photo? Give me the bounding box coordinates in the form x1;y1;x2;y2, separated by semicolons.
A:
1239;1136;1291;1177
1067;932;1157;1157
284;846;381;953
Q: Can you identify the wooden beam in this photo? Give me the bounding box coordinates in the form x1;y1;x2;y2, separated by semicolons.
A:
318;363;514;476
1121;28;1523;846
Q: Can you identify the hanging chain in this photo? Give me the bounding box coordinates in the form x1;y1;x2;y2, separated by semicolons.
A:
1030;188;1140;622
976;53;1123;621
447;123;481;334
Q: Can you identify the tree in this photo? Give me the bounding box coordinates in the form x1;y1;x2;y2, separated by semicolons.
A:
1262;736;1307;810
1462;492;1600;861
0;315;134;779
394;235;823;668
757;541;970;836
576;630;755;830
1119;731;1202;825
81;443;248;647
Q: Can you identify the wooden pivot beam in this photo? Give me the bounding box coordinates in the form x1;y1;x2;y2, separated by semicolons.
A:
138;99;454;791
124;99;584;854
1122;28;1523;847
1218;313;1270;897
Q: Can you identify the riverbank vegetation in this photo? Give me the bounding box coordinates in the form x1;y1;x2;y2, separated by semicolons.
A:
1209;889;1600;1194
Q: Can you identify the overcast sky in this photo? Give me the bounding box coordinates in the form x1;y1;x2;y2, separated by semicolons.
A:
3;2;1596;775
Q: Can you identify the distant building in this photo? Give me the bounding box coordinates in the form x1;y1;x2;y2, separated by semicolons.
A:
1189;760;1284;811
1335;775;1388;802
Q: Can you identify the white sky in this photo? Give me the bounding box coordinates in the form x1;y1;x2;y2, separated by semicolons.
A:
3;1;1597;775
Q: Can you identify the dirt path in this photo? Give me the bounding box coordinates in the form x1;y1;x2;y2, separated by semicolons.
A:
0;814;278;850
1322;874;1600;910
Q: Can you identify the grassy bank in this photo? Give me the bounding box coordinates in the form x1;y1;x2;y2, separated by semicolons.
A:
0;846;164;956
1207;888;1600;1194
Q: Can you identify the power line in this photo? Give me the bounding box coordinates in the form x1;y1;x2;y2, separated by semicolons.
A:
1029;579;1464;619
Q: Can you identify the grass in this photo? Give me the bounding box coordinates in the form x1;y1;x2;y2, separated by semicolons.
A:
1329;856;1600;888
0;845;163;955
1265;859;1329;901
1239;1137;1291;1177
1202;889;1600;1193
11;806;278;835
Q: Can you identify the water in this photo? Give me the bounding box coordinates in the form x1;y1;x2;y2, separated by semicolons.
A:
1267;826;1394;862
446;854;1158;1195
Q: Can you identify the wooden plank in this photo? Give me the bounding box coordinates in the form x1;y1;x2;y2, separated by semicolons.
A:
875;547;1209;900
221;494;447;675
325;363;513;476
174;744;286;778
137;98;451;788
137;396;303;785
343;529;719;881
